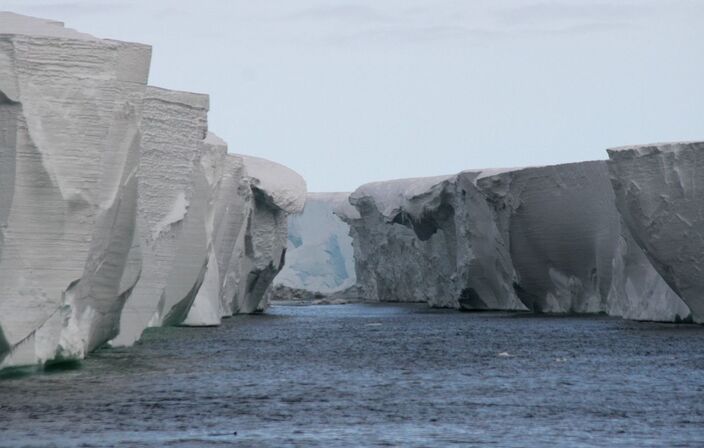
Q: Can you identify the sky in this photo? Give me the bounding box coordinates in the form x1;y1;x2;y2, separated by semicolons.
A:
4;0;704;192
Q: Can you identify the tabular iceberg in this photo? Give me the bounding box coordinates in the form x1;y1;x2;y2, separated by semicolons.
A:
272;192;356;299
607;142;704;323
0;13;150;368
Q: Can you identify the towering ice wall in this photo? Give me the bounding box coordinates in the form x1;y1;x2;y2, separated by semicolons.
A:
182;133;229;326
111;87;210;346
342;159;689;321
339;174;525;310
476;161;688;319
476;162;619;313
0;13;151;368
273;192;356;297
0;12;308;368
205;153;251;318
232;155;307;313
607;142;704;323
184;153;307;323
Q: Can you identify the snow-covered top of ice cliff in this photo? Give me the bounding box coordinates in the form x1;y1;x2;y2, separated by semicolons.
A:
0;12;97;40
606;141;704;159
240;155;307;214
349;175;455;219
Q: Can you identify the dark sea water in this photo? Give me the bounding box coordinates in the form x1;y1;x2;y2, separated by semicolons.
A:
1;303;704;447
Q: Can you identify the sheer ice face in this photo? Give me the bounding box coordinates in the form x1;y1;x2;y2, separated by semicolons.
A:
606;223;690;322
607;142;704;323
273;192;356;295
340;159;688;321
182;133;228;326
111;87;210;347
0;12;310;367
0;12;151;367
229;155;307;313
476;161;620;313
340;173;525;310
476;160;688;319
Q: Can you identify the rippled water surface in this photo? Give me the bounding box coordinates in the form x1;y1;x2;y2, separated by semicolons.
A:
1;303;704;447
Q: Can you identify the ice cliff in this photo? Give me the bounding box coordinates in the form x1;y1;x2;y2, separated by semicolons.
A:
0;12;150;367
607;142;703;323
234;155;306;313
476;161;688;319
111;87;211;346
342;160;690;321
272;193;356;299
339;174;526;310
0;12;306;368
182;151;309;322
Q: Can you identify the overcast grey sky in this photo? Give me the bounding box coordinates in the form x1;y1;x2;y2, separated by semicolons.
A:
5;0;704;191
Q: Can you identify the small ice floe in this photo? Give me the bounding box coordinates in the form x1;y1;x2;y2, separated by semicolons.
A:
497;352;513;357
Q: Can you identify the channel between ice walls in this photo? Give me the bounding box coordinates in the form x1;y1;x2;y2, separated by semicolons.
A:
340;160;691;322
271;192;357;299
0;13;307;368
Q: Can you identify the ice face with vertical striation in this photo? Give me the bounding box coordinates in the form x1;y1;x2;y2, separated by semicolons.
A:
111;87;210;346
230;155;307;313
0;12;311;368
0;12;151;367
607;142;704;323
182;132;228;326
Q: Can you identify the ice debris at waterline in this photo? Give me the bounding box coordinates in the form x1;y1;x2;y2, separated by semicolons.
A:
271;193;357;301
339;158;693;323
0;12;306;368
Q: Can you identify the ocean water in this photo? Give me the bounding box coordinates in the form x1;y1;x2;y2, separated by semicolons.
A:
1;303;704;447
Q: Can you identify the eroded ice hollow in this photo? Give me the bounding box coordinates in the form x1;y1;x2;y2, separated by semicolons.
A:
338;160;690;322
0;12;308;368
271;192;357;300
608;142;704;323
